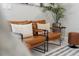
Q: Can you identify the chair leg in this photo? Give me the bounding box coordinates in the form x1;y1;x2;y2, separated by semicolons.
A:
33;42;47;53
33;38;49;53
59;38;62;46
43;41;46;53
43;40;49;53
46;40;48;52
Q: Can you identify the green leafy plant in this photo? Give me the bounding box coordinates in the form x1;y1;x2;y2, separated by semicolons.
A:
42;3;65;23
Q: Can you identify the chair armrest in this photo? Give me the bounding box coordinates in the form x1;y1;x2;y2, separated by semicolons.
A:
34;29;48;41
34;29;45;32
13;32;23;41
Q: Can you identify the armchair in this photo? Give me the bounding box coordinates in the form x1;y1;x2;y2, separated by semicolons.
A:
9;20;48;53
68;32;79;48
36;22;61;46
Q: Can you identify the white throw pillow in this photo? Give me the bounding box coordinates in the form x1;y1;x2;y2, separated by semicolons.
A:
37;23;51;32
11;23;33;38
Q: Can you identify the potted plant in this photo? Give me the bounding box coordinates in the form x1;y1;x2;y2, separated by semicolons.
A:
42;3;65;27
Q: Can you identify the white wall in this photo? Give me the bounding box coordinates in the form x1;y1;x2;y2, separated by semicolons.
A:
62;3;79;36
2;3;54;25
2;3;79;37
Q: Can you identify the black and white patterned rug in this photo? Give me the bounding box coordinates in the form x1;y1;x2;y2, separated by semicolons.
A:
43;45;79;56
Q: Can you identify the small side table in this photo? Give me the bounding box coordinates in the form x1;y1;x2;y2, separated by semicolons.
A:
50;26;66;32
50;26;66;44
